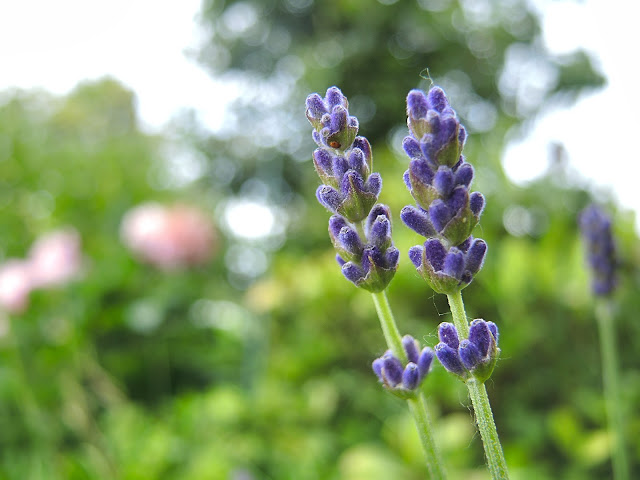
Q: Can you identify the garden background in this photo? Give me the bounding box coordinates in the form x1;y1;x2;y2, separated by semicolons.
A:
1;0;639;478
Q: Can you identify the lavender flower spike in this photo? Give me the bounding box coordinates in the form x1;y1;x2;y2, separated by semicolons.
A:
401;86;487;294
372;335;434;398
578;204;617;296
435;320;500;382
306;87;399;292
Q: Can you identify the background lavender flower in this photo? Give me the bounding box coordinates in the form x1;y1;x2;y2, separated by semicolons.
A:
306;87;399;292
579;204;617;296
372;335;434;398
401;86;487;293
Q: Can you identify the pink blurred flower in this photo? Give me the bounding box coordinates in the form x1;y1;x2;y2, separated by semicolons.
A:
120;202;217;270
0;228;83;314
28;229;82;288
0;260;32;313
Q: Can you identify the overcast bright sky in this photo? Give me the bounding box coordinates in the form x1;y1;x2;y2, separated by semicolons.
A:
1;0;638;228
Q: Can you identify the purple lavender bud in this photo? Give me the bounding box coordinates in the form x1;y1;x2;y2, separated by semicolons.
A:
486;321;499;346
313;149;333;178
408;245;423;268
366;173;382;196
382;352;404;387
361;246;384;274
424;238;447;271
579;204;617;296
336;254;346;266
427;87;448;113
332;155;349;180
400;205;437;238
348;148;366;173
448;187;468;215
340;170;364;196
454;162;473;187
305;93;328;128
366;204;390;233
443;248;464;280
434;167;454;197
435;343;466;376
403;170;411;190
328;215;349;239
407;89;429;118
369;215;391;249
458;125;467;147
338;226;363;256
469;319;493;358
402;335;420;364
438;322;460;349
326;86;347;109
470;192;485;217
409;158;435;186
459;339;482;370
385;247;400;268
464;238;487;274
342;262;365;284
417;347;434;378
403;136;423;159
372;358;384;382
316;185;342;212
402;363;420;390
428;200;451;233
353;136;372;167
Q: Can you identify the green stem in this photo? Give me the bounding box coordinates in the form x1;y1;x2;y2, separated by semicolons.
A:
371;290;447;480
596;300;629;480
446;291;509;480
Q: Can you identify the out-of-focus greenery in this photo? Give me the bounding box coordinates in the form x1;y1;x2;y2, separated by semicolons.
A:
1;0;639;479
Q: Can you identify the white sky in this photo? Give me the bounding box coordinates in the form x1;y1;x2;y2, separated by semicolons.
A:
1;0;638;227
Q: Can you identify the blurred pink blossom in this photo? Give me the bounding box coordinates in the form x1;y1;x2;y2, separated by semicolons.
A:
120;202;217;270
0;260;32;313
28;229;82;288
0;228;82;314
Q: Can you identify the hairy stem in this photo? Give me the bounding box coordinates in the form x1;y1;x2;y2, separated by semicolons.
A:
447;291;509;479
371;290;447;480
596;300;629;480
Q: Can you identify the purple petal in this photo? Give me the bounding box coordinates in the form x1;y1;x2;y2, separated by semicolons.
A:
385;247;399;268
465;239;487;274
328;215;348;239
313;149;333;176
316;185;342;211
470;192;485;217
435;343;466;376
402;363;420;390
418;347;434;378
368;215;391;247
338;226;363;255
403;136;423;159
454;162;474;187
486;321;499;346
372;357;384;382
438;322;460;349
407;89;429;119
408;245;423;268
443;248;464;279
382;352;404;386
428;200;451;233
348;148;365;172
366;173;382;196
424;238;447;271
469;319;493;358
341;262;365;284
402;335;420;364
400;205;436;238
434;166;454;196
325;86;346;109
427;87;448;112
409;159;435;186
459;339;482;370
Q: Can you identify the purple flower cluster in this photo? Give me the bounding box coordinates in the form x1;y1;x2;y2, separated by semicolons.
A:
579;204;617;296
435;320;499;383
306;87;399;292
401;87;487;294
372;335;434;398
